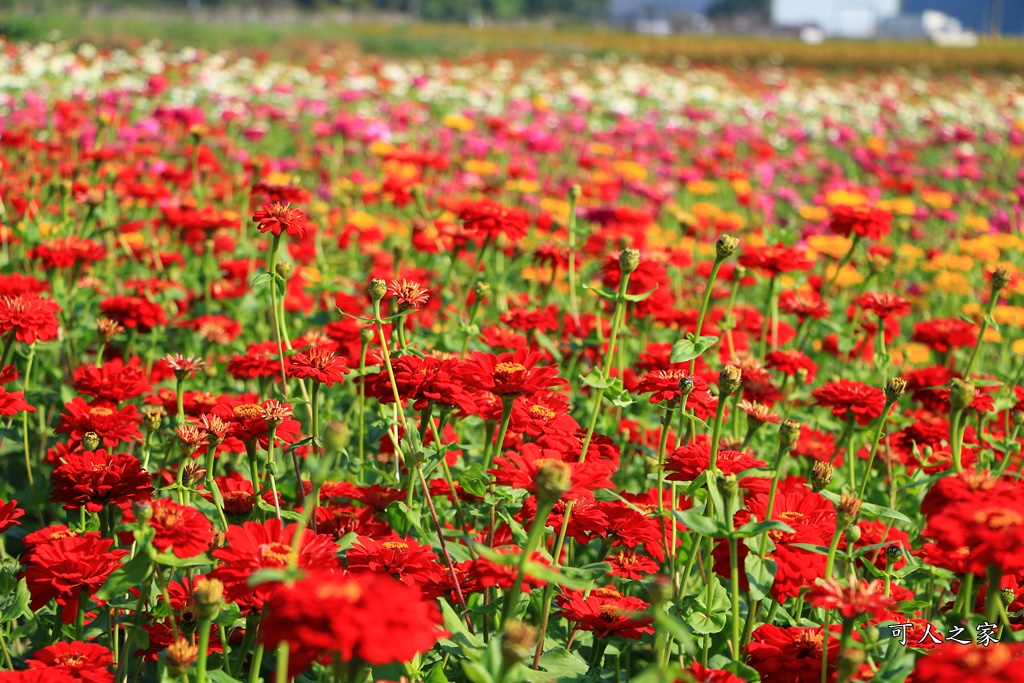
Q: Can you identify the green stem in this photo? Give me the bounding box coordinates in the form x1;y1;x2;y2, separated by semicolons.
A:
501;497;554;625
962;293;999;377
274;643;289;683
690;258;724;375
858;401;894;501
196;617;213;683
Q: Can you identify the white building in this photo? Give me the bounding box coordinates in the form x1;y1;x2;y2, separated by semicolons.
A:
771;0;900;38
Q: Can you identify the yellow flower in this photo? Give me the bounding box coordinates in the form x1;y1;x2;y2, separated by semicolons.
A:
691;202;724;219
1014;339;1024;355
346;211;378;230
442;114;474;132
995;305;1024;328
588;142;615;156
897;343;932;365
922;253;974;273
921;190;953;209
866;136;885;153
383;160;418;181
533;96;549;112
505;179;540;194
992;234;1021;251
983;327;1003;343
807;234;853;260
799;205;829;222
612;160;647;182
957;236;999;263
933;271;972;294
824;263;863;289
825;189;868;207
963;214;990;232
898;243;924;263
465;159;499;177
37;222;57;237
368;141;394;156
876;198;915;216
266;171;298;186
540;198;571;225
731;179;751;196
686;180;717;196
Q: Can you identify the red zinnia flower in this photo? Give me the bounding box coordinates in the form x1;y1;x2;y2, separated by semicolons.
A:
0;387;35;416
449;197;531;242
739;244;815;277
0;294;61;344
0;498;24;533
260;570;445;677
556;587;654;640
22;536;127;624
765;350;818;383
54;398;142;450
50;450;153;512
209;518;340;612
812;380;886;426
252;202;311;239
859;291;911;319
98;296;167;332
73;359;152;403
807;577;894;618
464;349;566;397
678;663;746;683
345;535;442;590
748;624;840;683
149;498;214;558
26;641;114;683
912;318;977;353
911;642;1024;682
287;346;349;386
829;205;892;240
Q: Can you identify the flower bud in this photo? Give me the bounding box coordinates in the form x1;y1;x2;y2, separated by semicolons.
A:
143;406;164;432
1001;588;1017;605
838;494;862;529
324;421;347;453
885;544;903;566
993;266;1012;291
275;261;294;280
722;473;739;497
132;499;153;523
182;462;206;488
718;365;742;397
845;524;862;544
678;376;695;399
779;419;801;451
359;326;375;344
82;432;100;452
949;379;975;412
619;248;640;275
535;460;572;503
501;620;538;667
193;577;225;620
165;638;198;678
97;317;124;342
715;235;739;259
884;377;907;404
811;461;833;492
474;281;492;301
569;184;582;201
367;278;388;302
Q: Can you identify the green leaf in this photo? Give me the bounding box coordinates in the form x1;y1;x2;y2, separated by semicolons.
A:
819;490;912;525
152;551;211;568
0;578;30;622
207;671;246;683
524;647;587;681
670;335;719;363
247;567;303;588
674;509;729;538
744;553;776;602
423;663;450;683
580;368;616;390
96;552;152;602
684;578;729;634
622;284;659;303
581;283;618;300
734;519;795;538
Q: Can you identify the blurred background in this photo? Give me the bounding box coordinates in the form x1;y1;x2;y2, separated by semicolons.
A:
0;0;1020;70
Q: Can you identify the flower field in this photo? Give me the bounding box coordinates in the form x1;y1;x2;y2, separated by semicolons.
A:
0;39;1023;683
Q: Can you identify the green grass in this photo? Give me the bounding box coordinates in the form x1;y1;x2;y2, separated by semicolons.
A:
2;10;1024;71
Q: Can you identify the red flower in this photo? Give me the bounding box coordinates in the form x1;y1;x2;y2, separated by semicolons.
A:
209;398;301;450
448;197;531;242
260;570;445;676
490;443;615;501
54;399;142;450
807;577;894;618
0;295;61;344
812;380;886;426
739;244;815;277
464;348;566;397
98;296;167;332
0;498;24;533
748;624;840;683
252;202;311;239
209;518;340;612
911;643;1024;682
765;350;818;383
287;346;349;386
149;498;214;558
678;663;746;683
50;450;153;513
829;205;892;240
345;535;442;590
0;387;34;416
371;354;478;415
22;535;127;624
607;549;660;580
912;318;977;353
859;291;911;319
665;443;767;482
26;641;114;683
922;488;1024;574
73;358;152;403
556;587;654;640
